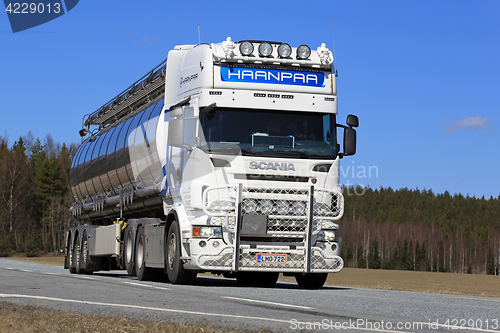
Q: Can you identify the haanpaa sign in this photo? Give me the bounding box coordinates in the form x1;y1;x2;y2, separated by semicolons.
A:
220;67;326;88
3;0;79;33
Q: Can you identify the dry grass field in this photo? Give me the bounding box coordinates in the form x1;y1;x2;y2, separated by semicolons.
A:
0;302;238;333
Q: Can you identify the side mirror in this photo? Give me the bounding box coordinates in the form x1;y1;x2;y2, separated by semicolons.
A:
337;114;359;157
346;114;359;128
168;118;184;147
343;127;356;156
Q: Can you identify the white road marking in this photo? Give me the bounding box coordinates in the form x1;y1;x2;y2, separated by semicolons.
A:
122;281;170;290
449;296;500;303
76;276;96;280
222;296;314;310
0;293;410;332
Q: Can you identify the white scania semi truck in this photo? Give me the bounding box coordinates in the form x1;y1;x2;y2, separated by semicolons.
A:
65;38;358;289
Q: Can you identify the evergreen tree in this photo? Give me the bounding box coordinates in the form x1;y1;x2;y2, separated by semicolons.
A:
357;246;366;268
368;239;381;269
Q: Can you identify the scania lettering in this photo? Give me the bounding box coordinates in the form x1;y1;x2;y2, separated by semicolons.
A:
64;38;359;289
249;161;296;171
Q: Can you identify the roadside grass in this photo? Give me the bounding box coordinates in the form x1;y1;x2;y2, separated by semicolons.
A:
0;302;238;333
4;254;500;297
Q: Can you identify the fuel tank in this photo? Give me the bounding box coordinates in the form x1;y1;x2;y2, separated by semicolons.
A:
70;97;165;204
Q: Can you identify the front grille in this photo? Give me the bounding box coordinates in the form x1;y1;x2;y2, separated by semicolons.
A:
203;185;343;236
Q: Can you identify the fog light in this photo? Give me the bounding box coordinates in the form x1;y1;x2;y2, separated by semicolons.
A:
297;44;311;60
213;240;220;248
276;200;289;215
199;240;206;247
278;43;292;58
258;42;273;57
331;243;338;252
260;199;273;214
243;199;257;214
291;201;306;215
239;41;254;56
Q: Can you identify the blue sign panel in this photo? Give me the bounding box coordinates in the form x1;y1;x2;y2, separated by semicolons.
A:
220;67;325;87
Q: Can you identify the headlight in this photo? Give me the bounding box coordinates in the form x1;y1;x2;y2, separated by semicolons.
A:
275;200;289;215
317;230;336;241
291;201;306;215
260;199;273;214
296;44;311;60
258;42;273;57
239;41;254;56
193;226;223;238
243;199;257;214
278;43;292;58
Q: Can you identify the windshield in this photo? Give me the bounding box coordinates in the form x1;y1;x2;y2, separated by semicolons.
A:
200;107;337;159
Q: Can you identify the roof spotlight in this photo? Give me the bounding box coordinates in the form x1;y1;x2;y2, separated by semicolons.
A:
277;43;292;58
239;41;254;56
258;42;273;57
296;44;311;60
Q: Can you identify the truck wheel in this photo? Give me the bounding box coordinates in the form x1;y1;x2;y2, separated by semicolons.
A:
295;273;328;289
165;221;197;284
236;272;279;286
124;227;136;276
80;229;93;274
75;233;86;274
135;225;152;281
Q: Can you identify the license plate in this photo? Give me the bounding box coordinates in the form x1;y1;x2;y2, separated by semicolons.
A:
256;253;287;265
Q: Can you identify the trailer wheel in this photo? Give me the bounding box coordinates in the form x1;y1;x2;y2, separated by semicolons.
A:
295;273;328;289
68;230;76;273
135;225;152;281
80;228;98;274
236;272;279;286
124;227;136;276
165;221;197;284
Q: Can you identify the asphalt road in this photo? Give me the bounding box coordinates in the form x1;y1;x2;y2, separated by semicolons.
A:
1;259;499;333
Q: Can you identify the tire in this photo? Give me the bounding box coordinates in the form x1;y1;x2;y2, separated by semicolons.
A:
295;273;328;289
79;229;93;274
165;221;197;284
81;228;100;274
135;225;152;281
236;272;279;286
124;227;136;276
68;231;76;274
75;232;86;274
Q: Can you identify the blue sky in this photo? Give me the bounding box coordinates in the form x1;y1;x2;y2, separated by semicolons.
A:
1;0;499;198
